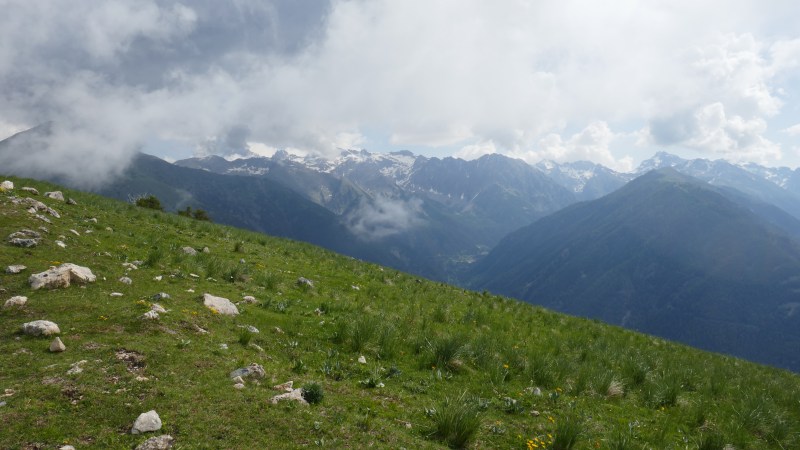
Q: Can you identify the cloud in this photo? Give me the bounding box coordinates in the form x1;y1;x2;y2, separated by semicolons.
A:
507;121;634;172
345;196;425;241
2;0;800;186
785;123;800;136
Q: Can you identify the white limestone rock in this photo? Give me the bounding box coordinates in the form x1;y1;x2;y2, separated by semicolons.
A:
29;263;96;290
269;388;308;405
135;434;175;450
203;293;239;315
142;310;160;320
119;276;133;285
0;180;14;191
5;265;26;274
44;191;65;201
3;296;27;308
229;363;266;380
132;410;162;434
21;187;39;195
49;337;66;352
182;246;197;256
21;320;60;336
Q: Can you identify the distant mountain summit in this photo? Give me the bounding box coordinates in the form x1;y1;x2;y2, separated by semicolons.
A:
470;168;800;371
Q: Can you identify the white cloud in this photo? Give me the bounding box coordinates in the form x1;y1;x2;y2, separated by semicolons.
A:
2;0;800;183
454;141;498;161
785;124;800;136
345;196;425;241
507;121;633;172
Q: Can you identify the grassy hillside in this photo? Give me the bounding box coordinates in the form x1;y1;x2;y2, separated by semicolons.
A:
1;175;799;449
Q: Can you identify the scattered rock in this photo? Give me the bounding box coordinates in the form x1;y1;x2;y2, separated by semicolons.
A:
232;376;244;384
119;276;133;285
249;343;265;352
233;383;245;389
152;292;170;301
297;277;314;288
58;446;75;450
110;292;124;297
153;276;163;281
66;198;77;205
351;285;360;290
55;240;66;248
29;263;96;290
21;320;60;336
4;296;27;308
135;435;175;450
202;247;210;253
122;262;138;270
203;293;239;315
237;325;259;333
150;303;167;313
88;217;98;223
131;410;162;434
105;227;113;232
67;360;88;375
69;229;80;236
229;363;266;380
142;310;160;320
189;273;199;278
21;186;39;195
314;308;325;316
19;197;60;217
6;264;27;274
192;324;209;334
273;381;293;392
269;388;308;405
0;180;14;191
358;355;367;364
9;237;38;248
44;191;64;201
8;229;42;248
241;295;257;304
273;326;284;334
50;337;66;352
219;343;228;350
182;246;197;256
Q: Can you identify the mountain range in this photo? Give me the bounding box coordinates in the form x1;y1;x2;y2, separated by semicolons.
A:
4;125;800;370
470;168;800;371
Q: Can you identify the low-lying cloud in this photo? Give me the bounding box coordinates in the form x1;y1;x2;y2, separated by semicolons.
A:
345;196;425;241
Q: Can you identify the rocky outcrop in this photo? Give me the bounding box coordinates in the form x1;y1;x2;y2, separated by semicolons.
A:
229;363;266;380
44;191;65;201
29;263;96;290
8;229;41;248
135;435;175;450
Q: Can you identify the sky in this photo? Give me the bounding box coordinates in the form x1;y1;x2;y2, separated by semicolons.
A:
2;0;800;186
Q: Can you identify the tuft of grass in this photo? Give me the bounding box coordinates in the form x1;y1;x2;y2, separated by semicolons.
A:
301;382;324;404
427;334;468;372
426;392;482;449
551;414;583;450
237;329;253;347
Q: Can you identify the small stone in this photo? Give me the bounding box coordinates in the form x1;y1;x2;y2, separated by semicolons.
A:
233;383;245;389
132;410;162;434
232;376;245;384
229;363;266;380
150;303;167;313
249;343;265;352
122;262;138;270
531;410;540;416
0;180;13;191
9;238;38;248
135;434;175;450
58;446;75;450
88;217;98;223
182;246;197;256
273;381;293;392
241;295;257;304
203;293;239;315
105;227;113;232
110;292;124;297
238;325;259;333
219;343;228;350
4;296;27;308
269;388;308;405
66;198;77;205
202;247;210;253
5;265;26;274
50;337;66;352
142;310;160;320
55;240;66;248
153;276;163;281
67;360;87;375
273;326;284;334
69;229;80;236
119;277;133;285
152;292;170;301
21;320;60;336
189;273;199;278
28;263;96;290
297;277;314;288
358;355;367;364
532;387;542;396
21;186;39;195
44;191;65;201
